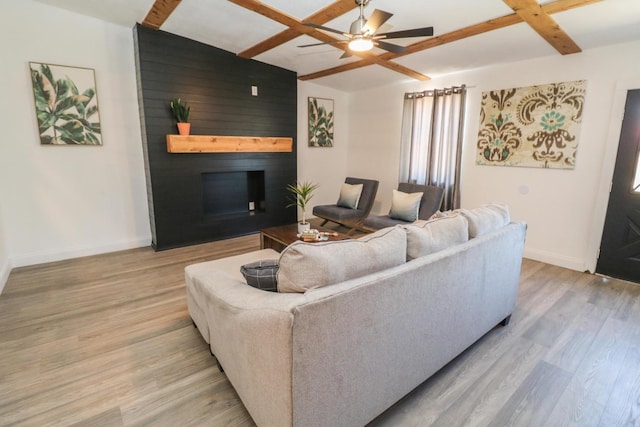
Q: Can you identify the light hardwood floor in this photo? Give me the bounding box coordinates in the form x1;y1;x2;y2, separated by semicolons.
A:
1;228;639;426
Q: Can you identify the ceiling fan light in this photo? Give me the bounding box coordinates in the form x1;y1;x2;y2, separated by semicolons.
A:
348;37;374;52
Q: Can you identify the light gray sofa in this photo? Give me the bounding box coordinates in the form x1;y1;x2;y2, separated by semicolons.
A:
185;204;527;427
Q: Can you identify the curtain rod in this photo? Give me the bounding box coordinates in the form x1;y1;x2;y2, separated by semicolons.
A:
405;85;472;99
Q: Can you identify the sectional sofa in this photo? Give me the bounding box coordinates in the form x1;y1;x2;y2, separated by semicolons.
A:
185;204;527;426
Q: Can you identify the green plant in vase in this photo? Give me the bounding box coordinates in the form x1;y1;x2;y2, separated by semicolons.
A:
170;98;191;135
287;181;319;233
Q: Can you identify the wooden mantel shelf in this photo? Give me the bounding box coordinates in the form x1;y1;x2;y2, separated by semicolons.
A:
166;135;293;153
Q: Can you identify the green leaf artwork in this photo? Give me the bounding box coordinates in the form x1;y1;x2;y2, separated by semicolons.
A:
29;62;103;145
308;97;334;147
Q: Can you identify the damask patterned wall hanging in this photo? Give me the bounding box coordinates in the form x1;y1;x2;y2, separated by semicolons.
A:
476;80;586;169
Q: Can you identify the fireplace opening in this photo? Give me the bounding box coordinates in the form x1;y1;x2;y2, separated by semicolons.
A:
201;171;265;217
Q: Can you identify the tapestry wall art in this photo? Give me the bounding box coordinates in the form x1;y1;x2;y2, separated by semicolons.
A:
476;80;586;169
29;62;102;145
308;97;334;147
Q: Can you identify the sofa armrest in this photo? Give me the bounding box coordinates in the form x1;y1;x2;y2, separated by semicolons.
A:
192;272;306;427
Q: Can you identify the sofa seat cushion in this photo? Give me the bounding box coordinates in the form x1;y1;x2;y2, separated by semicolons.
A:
404;214;469;260
277;226;407;293
185;248;281;343
313;204;365;221
363;214;412;230
186;249;281;297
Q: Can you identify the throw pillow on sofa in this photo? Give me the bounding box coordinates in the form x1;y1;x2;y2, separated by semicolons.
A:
277;226;407;293
240;259;279;292
404;214;469;260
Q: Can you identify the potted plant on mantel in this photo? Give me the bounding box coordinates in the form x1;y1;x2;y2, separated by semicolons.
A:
170;97;190;135
287;181;319;234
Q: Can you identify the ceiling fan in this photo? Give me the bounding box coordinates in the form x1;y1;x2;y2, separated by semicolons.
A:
298;0;434;58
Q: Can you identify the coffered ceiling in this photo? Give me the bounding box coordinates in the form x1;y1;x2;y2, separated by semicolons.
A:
32;0;640;91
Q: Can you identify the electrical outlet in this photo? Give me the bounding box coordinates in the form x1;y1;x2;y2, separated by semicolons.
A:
251;86;258;96
249;201;255;211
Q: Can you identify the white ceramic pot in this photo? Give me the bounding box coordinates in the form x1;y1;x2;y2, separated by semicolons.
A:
298;222;311;234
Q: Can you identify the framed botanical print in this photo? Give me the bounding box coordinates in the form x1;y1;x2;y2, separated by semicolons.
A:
29;62;102;145
308;97;334;147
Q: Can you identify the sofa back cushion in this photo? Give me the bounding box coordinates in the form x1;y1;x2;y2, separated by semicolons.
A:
277;226;406;293
404;214;469;260
460;203;510;238
432;203;511;239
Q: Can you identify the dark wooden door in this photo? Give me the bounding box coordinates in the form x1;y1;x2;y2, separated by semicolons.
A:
596;89;640;283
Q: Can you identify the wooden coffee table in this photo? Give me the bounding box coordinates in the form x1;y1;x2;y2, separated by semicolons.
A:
260;224;351;252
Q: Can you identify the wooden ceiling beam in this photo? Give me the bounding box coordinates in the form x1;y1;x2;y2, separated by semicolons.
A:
542;0;602;13
228;0;344;49
503;0;581;54
299;0;600;81
356;52;430;81
238;0;357;59
141;0;182;30
229;0;429;81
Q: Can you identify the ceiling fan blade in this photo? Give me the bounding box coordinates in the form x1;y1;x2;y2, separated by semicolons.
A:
363;9;393;34
298;40;347;48
340;50;353;59
304;22;348;37
375;40;407;54
377;27;434;39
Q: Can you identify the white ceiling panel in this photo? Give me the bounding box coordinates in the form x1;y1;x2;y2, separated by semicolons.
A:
31;0;640;92
33;0;155;27
395;23;560;78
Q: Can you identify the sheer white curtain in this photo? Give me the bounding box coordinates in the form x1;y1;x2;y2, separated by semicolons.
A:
399;86;466;211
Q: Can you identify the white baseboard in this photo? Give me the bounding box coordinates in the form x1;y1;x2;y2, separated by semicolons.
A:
523;248;588;272
10;236;152;269
0;259;11;295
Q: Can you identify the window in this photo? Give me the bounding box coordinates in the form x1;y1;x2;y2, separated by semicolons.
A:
399;86;467;210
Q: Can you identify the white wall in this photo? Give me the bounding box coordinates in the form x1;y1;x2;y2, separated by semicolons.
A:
297;81;351;216
346;84;407;215
347;40;640;272
0;207;10;294
0;1;150;274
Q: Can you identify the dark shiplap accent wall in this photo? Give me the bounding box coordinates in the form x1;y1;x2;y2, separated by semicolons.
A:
133;24;297;250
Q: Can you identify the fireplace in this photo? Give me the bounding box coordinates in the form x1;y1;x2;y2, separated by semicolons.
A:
202;171;265;217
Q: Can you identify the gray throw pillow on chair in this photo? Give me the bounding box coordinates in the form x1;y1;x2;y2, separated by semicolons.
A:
337;183;363;209
389;190;423;222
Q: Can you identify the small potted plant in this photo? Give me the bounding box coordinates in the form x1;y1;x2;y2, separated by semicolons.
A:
170;98;191;135
287;181;319;233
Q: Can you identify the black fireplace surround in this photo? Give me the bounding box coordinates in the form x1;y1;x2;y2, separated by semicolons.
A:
134;25;297;250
